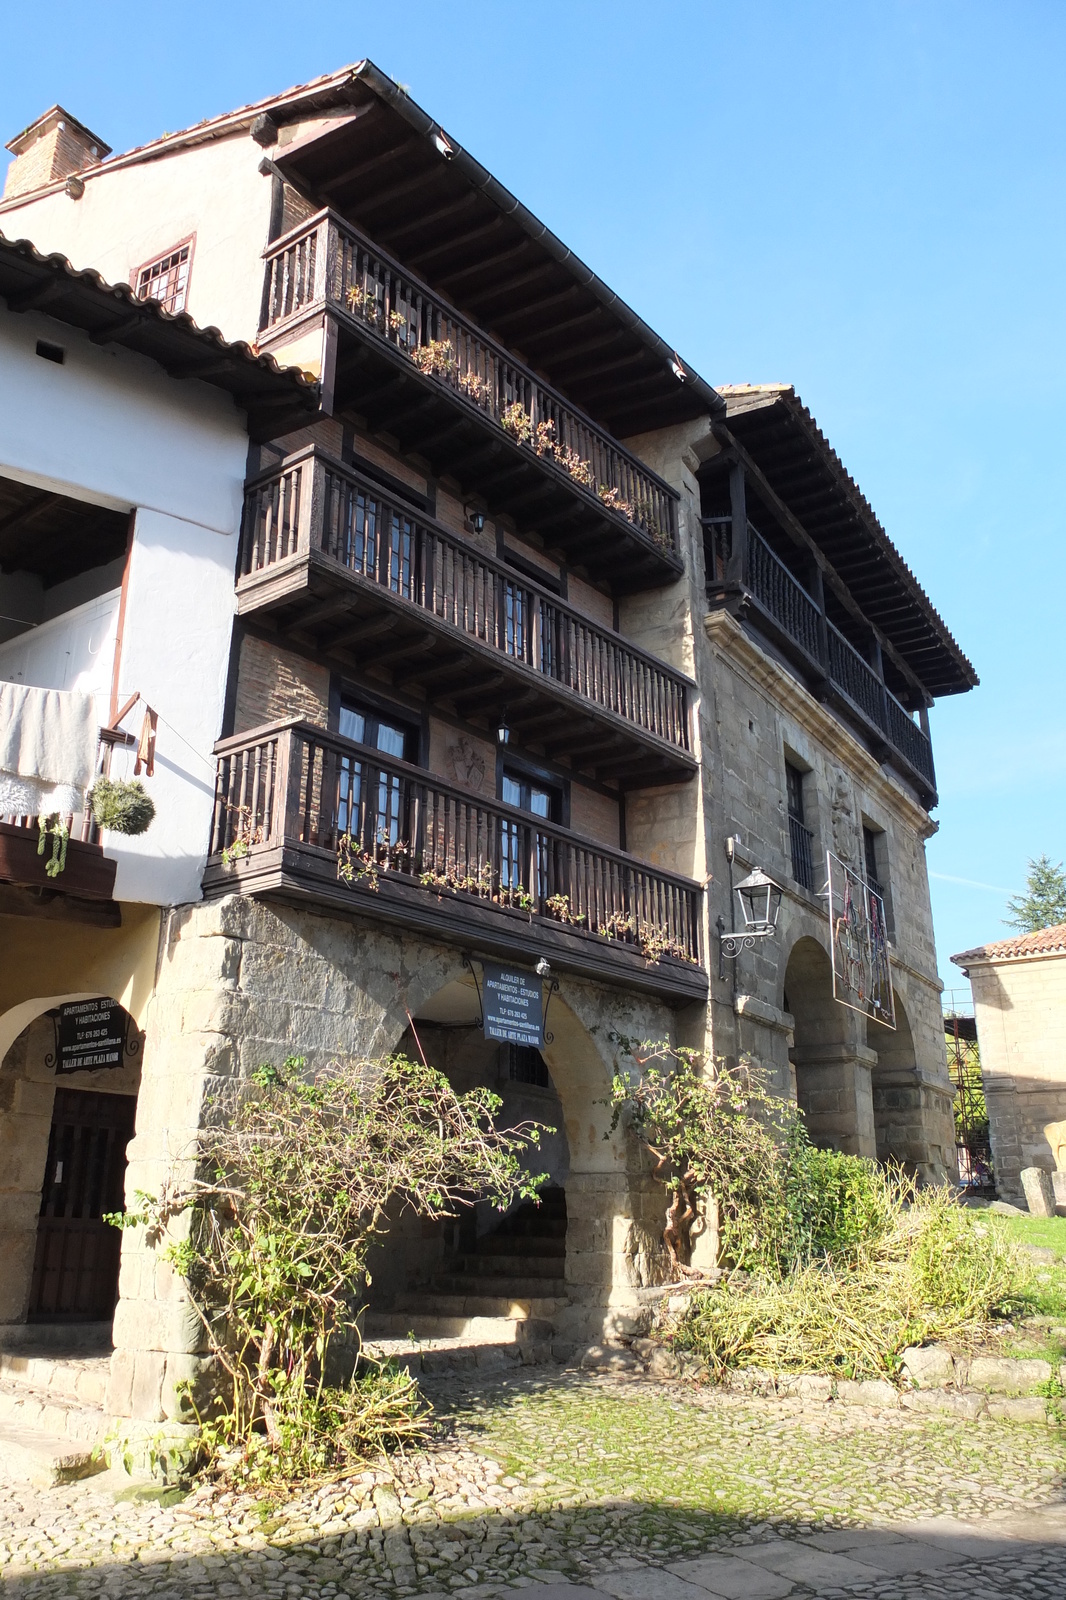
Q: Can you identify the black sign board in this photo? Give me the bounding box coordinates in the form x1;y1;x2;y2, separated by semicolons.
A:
56;999;127;1074
482;963;544;1048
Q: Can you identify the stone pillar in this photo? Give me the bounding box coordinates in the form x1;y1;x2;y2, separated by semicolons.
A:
792;1042;877;1157
0;1018;56;1325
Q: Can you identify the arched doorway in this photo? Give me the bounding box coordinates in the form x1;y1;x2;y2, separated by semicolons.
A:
784;936;876;1157
362;964;665;1345
0;996;141;1330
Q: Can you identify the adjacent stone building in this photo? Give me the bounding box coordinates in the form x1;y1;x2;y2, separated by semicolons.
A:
952;924;1066;1204
0;63;976;1466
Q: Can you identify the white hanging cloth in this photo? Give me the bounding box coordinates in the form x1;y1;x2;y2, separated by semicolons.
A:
0;683;98;818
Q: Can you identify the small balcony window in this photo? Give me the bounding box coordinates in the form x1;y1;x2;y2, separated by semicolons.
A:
135;241;192;315
786;760;815;891
863;824;886;903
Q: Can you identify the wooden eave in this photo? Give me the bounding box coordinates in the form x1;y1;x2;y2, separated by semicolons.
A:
708;399;977;700
268;63;723;439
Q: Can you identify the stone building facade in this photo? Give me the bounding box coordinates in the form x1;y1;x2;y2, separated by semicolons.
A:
0;65;975;1463
952;924;1066;1204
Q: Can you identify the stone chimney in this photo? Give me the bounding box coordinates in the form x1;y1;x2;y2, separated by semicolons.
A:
4;106;111;200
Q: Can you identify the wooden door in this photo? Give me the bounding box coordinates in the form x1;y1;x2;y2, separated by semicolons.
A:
29;1089;136;1322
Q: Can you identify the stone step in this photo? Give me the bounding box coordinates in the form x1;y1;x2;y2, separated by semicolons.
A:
363;1334;557;1373
0;1381;107;1446
393;1290;567;1320
0;1321;112;1353
0;1420;106;1487
433;1273;568;1299
475;1234;566;1258
363;1311;556;1343
452;1251;565;1277
0;1351;110;1407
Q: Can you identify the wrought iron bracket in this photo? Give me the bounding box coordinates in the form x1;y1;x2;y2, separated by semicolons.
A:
460;953;484;1029
716;915;772;981
542;977;561;1046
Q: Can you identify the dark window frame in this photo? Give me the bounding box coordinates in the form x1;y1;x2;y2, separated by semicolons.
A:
784;758;815;892
497;751;569;828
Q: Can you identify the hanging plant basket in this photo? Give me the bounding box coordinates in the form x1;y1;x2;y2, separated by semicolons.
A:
90;777;156;836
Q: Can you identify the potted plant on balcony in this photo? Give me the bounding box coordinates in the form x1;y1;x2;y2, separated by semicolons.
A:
90;778;156;836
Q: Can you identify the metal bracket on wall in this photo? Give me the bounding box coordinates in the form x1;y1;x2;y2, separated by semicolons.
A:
460;953;484;1029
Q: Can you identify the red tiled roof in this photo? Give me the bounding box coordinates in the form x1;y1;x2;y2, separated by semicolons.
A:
952;923;1066;966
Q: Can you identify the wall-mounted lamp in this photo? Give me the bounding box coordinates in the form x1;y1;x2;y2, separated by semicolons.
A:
465;504;487;535
716;836;783;979
497;711;510;745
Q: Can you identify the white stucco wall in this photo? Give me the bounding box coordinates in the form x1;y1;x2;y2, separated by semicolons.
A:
0;133;271;347
0;300;249;907
104;508;236;905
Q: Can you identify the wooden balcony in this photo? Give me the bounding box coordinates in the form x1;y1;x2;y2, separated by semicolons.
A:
0;730;126;924
258;210;681;594
203;720;706;1004
239;447;696;785
708;521;937;802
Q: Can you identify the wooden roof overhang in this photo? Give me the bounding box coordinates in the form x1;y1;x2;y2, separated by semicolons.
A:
268;62;724;440
0;474;128;584
0;233;320;442
707;393;977;701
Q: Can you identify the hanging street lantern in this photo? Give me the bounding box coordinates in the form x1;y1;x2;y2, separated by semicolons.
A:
734;868;783;938
716;858;783;979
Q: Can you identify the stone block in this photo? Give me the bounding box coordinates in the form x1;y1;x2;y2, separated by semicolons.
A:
987;1395;1050;1423
1053;1171;1066;1211
580;1344;640;1372
161;1352;218;1421
901;1345;956;1388
1022;1167;1056;1218
132;1351;166;1422
106;1349;136;1417
968;1356;1052;1393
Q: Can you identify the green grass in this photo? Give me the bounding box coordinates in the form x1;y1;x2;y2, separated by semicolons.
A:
992;1213;1066;1256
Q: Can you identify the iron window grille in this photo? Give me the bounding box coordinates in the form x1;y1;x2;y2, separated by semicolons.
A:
785;762;815;891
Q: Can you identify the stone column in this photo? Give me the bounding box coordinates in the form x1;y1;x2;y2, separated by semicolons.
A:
791;1042;878;1157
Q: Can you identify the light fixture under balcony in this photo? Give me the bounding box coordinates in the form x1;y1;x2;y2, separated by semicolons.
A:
465;503;487;534
497;711;510;746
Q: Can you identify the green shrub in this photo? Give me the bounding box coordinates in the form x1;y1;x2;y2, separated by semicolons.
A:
112;1053;550;1482
672;1188;1034;1381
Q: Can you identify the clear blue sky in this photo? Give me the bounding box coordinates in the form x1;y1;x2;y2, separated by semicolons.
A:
3;1;1063;992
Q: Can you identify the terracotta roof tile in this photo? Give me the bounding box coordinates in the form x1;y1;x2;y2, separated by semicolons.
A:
951;923;1066;966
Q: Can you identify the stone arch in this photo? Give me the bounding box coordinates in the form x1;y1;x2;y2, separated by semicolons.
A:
362;966;668;1343
783;935;876;1156
0;992;142;1329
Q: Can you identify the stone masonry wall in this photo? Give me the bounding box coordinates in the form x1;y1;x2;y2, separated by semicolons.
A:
968;952;1066;1202
107;895;676;1425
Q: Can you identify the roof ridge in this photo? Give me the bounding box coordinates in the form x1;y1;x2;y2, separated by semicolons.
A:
952;922;1066;965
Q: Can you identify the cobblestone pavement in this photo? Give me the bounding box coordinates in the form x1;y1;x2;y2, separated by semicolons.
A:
1;1370;1065;1599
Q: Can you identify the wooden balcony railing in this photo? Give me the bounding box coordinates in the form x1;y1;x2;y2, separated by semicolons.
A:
0;727;131;844
261;210;679;561
207;720;702;970
733;524;936;791
0;728;129;906
240;448;692;760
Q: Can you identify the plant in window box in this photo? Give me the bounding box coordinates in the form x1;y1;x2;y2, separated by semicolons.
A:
533;419;556;458
637;924;688;964
495;882;534;913
344;283;381;322
597;483;635;520
544;893;586;926
219;803;264;867
457;369;492;407
500;401;532;446
419;863;494;899
555;445;594;488
410;339;456;378
90;778;156;836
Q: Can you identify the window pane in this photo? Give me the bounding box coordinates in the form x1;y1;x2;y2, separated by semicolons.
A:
339;707;366;744
502;775;522;808
375;722;407;759
528;786;552;819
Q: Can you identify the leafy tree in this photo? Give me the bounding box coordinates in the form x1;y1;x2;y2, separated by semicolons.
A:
1004;854;1066;933
114;1053;548;1479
